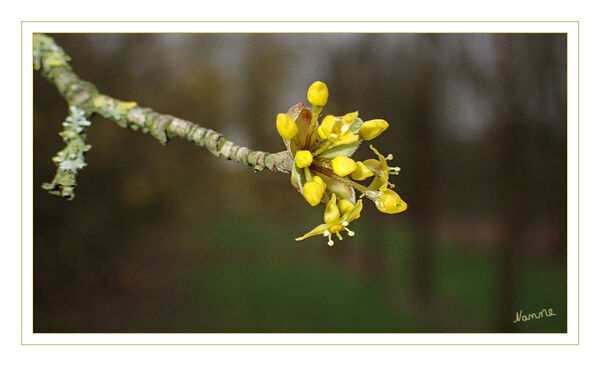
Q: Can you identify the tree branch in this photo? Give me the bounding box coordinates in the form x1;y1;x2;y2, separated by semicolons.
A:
34;33;294;190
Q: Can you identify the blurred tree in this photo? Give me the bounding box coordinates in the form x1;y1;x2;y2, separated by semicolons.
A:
33;33;567;333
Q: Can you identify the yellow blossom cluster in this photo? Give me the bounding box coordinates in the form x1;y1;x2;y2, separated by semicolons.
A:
276;81;407;246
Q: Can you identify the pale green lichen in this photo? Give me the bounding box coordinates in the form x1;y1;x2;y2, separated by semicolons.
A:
62;105;91;133
92;95;138;128
35;33;294;201
42;105;92;200
33;33;71;73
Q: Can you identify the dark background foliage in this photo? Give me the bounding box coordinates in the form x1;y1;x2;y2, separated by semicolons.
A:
34;33;566;332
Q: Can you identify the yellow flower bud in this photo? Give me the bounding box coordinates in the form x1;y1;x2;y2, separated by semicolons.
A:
337;199;355;215
350;161;375;180
359;119;389;140
276;113;298;140
307;81;329;107
295;150;313;168
375;189;407;214
318;115;336;140
303;181;325;206
312;175;326;188
331;156;357;177
342;111;359;123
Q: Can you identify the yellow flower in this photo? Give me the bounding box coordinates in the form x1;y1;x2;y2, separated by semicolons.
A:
296;194;363;246
295;150;313;168
350;161;375;180
365;145;401;191
375;189;407;214
317;115;336;140
317;114;359;145
331;156;357;177
303;176;326;206
359;119;389;140
307;81;329;107
276;113;298;140
274;82;406;243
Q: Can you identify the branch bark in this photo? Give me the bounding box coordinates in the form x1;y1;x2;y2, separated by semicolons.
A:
34;33;293;182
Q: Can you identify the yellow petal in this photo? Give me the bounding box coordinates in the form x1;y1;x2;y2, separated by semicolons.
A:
362;158;381;170
331;156;357;177
360;119;389;140
369;175;388;192
303;181;325;206
342;199;363;223
331;132;359;145
295;150;313;168
324;194;341;225
337;199;355;216
318;115;336;140
342;111;359;123
351;161;375;180
295;223;330;241
307;81;329;107
375;189;407;214
276;113;299;140
367;145;393;191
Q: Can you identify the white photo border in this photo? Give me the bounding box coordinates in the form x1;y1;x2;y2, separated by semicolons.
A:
21;21;579;345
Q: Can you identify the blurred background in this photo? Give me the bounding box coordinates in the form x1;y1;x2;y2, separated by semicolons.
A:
33;33;567;333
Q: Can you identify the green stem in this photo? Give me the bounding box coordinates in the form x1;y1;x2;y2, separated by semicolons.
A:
312;141;334;156
347;179;370;194
303;167;313;181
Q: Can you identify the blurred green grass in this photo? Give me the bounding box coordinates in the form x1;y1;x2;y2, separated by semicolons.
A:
33;201;566;333
433;243;566;332
179;216;423;332
170;216;566;333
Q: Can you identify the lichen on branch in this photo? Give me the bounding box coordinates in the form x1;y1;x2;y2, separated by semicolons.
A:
41;106;92;199
34;33;293;199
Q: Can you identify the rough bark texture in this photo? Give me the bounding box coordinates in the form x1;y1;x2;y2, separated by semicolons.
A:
34;33;293;199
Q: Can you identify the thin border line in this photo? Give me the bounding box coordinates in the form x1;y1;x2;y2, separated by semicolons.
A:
21;343;578;346
20;19;24;347
22;20;579;346
577;20;580;345
22;20;579;23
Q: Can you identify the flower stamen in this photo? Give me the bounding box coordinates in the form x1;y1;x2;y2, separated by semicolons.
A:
327;236;334;246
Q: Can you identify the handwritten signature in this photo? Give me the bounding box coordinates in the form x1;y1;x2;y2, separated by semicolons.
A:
513;308;557;323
